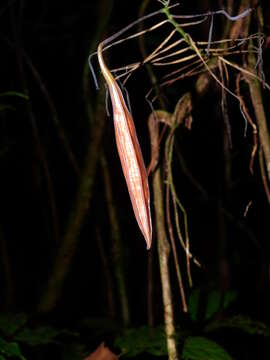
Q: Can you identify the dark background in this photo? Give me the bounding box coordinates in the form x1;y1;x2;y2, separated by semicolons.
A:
0;0;270;358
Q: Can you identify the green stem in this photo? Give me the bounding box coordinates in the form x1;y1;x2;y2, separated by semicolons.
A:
161;5;191;45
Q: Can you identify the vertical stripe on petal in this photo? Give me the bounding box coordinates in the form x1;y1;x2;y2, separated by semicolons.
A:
97;43;152;249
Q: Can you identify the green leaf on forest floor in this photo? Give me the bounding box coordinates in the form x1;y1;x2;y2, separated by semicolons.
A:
0;313;28;336
188;289;237;322
0;337;26;360
204;315;270;336
205;291;237;321
114;326;168;357
182;336;232;360
0;92;29;100
14;326;79;346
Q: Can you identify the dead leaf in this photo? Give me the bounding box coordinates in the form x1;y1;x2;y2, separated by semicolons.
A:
84;342;118;360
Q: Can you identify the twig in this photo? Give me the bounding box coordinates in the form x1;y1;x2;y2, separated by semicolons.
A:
148;112;178;360
259;148;270;204
235;73;258;173
165;133;189;307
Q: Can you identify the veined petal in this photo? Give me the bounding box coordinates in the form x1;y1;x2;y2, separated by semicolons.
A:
98;43;152;249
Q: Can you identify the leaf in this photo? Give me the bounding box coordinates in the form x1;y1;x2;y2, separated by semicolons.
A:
182;336;232;360
114;326;168;357
223;291;238;310
15;326;78;347
188;289;238;322
205;291;222;320
205;315;270;336
188;289;200;322
84;342;118;360
0;337;26;360
0;313;28;336
205;291;237;321
0;92;29;100
0;104;15;112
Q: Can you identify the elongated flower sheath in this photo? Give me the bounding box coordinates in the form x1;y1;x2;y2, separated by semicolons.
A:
97;42;152;249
